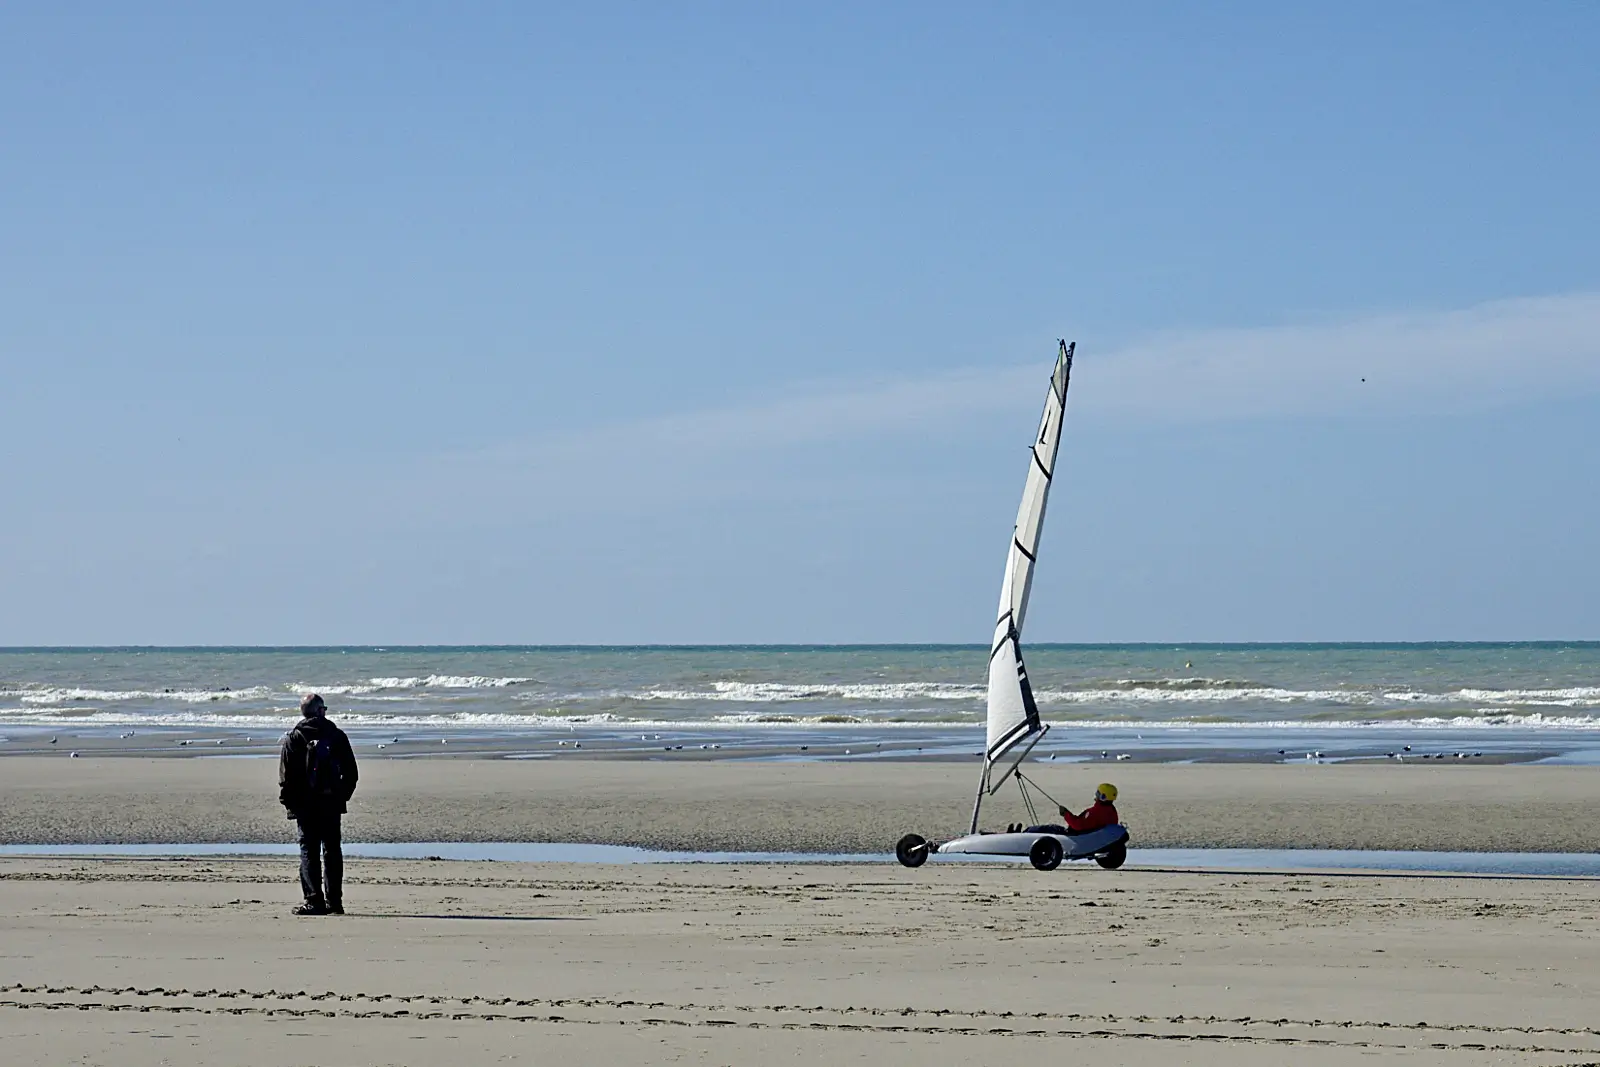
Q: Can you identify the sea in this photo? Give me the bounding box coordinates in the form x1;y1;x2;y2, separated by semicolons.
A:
3;643;1598;763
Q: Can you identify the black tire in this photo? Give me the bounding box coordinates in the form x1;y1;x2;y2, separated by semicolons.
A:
1029;835;1063;871
895;833;929;868
1095;840;1127;870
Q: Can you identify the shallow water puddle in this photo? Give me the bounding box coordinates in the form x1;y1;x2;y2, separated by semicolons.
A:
3;841;1600;876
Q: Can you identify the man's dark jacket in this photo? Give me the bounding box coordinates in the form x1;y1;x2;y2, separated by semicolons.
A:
278;715;359;818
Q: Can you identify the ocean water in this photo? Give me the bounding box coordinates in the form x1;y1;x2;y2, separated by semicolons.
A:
2;645;1597;757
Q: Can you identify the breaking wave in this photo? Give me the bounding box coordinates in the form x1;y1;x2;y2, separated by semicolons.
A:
360;676;533;690
613;679;1600;709
2;686;275;706
2;707;1597;731
631;681;983;702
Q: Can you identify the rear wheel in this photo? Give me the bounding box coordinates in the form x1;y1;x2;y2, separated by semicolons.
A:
1029;836;1063;871
1095;841;1127;870
895;833;929;868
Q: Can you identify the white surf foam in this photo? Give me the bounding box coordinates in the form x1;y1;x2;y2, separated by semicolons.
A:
2;706;1597;732
608;679;1600;709
6;686;275;706
363;675;533;690
1384;686;1600;707
629;681;984;702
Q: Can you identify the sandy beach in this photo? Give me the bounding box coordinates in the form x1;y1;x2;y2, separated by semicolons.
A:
3;854;1599;1065
6;756;1599;1062
2;756;1600;853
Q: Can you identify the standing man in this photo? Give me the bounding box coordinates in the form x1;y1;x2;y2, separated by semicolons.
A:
278;693;359;915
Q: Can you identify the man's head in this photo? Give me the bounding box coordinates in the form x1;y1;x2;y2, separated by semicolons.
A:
1095;782;1118;805
300;693;327;718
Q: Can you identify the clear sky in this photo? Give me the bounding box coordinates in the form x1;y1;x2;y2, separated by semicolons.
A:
3;3;1597;645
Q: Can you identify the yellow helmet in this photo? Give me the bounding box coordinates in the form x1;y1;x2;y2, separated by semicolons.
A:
1095;783;1118;803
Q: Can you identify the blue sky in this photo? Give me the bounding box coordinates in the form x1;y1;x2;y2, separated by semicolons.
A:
2;3;1597;644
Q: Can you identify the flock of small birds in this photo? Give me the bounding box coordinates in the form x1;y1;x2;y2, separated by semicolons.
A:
1269;744;1487;762
35;718;1489;768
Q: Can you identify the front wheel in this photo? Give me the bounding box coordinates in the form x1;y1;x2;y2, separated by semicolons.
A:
1095;841;1127;870
896;833;929;868
1029;835;1063;871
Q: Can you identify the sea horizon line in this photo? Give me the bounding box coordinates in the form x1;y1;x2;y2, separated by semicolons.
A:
2;641;1598;654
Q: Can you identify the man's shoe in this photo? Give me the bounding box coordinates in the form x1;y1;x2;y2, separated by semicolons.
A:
327;903;344;915
292;903;327;916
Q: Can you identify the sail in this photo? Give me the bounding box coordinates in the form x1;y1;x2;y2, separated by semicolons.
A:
984;340;1073;764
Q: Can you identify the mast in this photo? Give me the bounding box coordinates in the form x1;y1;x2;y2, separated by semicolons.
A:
969;340;1074;833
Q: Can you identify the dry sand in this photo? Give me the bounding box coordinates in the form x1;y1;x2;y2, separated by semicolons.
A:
3;756;1600;852
3;855;1599;1065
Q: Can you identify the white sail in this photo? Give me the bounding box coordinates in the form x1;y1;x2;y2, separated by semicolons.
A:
984;340;1073;765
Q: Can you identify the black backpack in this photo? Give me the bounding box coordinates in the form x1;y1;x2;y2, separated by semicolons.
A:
305;734;344;797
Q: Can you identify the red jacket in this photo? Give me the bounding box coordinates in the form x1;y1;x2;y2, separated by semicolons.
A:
1061;799;1118;833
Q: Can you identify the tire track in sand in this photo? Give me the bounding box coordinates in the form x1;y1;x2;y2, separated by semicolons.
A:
2;983;1597;1055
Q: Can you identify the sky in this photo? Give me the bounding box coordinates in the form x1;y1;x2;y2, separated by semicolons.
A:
2;3;1598;645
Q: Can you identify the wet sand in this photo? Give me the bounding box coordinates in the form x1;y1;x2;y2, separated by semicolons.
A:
2;855;1598;1065
3;757;1599;853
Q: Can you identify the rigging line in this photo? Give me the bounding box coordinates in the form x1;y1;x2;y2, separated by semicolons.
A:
1014;769;1065;811
1016;773;1040;826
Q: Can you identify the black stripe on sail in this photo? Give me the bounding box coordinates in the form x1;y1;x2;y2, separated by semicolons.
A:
1013;537;1035;563
987;626;1043;762
989;609;1019;661
1014;644;1041;732
987;718;1034;760
1031;447;1052;481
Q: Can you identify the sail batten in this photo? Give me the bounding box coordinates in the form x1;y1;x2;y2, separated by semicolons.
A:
983;340;1073;766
